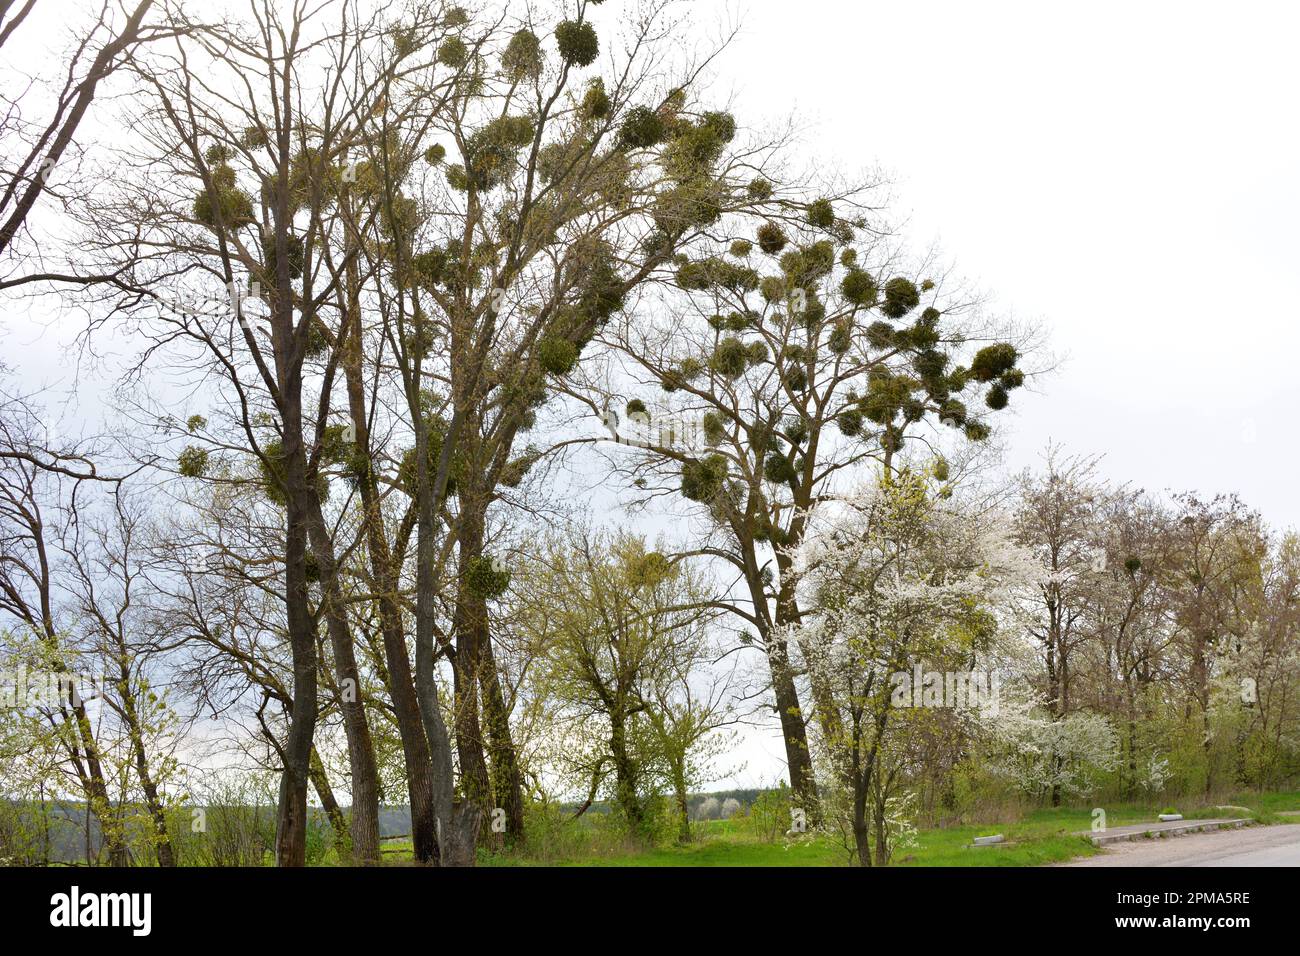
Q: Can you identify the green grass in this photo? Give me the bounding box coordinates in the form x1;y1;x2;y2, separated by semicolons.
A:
372;789;1300;868
486;832;845;867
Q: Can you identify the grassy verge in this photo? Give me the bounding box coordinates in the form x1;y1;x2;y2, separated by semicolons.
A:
371;790;1300;868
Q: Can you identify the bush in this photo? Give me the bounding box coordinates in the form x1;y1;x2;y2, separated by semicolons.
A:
618;107;666;149
693;796;721;821
745;785;795;843
555;20;599;67
756;222;787;254
437;37;469;68
172;772;278;867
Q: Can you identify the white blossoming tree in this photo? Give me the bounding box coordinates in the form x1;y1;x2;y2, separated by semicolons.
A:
984;697;1120;800
789;467;1037;865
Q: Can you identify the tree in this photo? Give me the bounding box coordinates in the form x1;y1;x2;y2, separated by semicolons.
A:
520;526;721;840
1079;488;1178;798
790;468;1033;865
370;0;782;845
0;0;165;281
1220;533;1300;789
644;651;737;843
70;0;444;865
1011;448;1112;804
62;488;186;866
70;0;784;861
0;394;181;865
1163;492;1266;793
596;197;1031;813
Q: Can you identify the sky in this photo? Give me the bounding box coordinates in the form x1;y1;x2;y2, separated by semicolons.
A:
5;0;1300;794
712;0;1300;523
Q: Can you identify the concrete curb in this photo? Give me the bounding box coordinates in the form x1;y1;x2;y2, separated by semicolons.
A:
1084;818;1250;847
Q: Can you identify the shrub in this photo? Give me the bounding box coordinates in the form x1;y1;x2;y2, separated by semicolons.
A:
555;20;599;67
178;446;209;478
437;37;469;67
745;785;795;843
756;222;787;254
618;106;665;149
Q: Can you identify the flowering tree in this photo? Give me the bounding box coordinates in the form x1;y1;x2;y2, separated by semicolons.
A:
789;468;1036;865
985;700;1119;800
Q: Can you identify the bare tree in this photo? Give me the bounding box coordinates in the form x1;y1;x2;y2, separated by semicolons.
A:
0;0;168;284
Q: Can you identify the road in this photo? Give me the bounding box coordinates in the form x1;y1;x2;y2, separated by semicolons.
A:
1060;823;1300;866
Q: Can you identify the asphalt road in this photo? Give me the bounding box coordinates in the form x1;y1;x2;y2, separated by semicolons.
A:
1061;823;1300;866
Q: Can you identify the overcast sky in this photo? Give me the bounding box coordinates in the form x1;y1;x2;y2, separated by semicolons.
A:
8;0;1299;793
713;0;1300;521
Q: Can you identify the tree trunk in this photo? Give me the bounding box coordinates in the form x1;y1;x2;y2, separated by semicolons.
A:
119;668;174;867
673;770;691;843
275;488;316;867
449;502;494;816
271;364;316;865
309;748;348;862
1046;626;1062;808
609;715;644;833
304;495;381;865
873;796;890;866
739;540;817;815
851;787;872;868
378;622;441;865
336;300;439;864
66;697;128;865
765;632;817;811
478;631;525;844
413;407;480;866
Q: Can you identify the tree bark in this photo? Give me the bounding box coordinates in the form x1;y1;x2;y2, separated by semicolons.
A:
303;495;381;866
413;407;480;866
337;268;439;864
449;501;494;815
765;631;817;810
275;483;316;866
